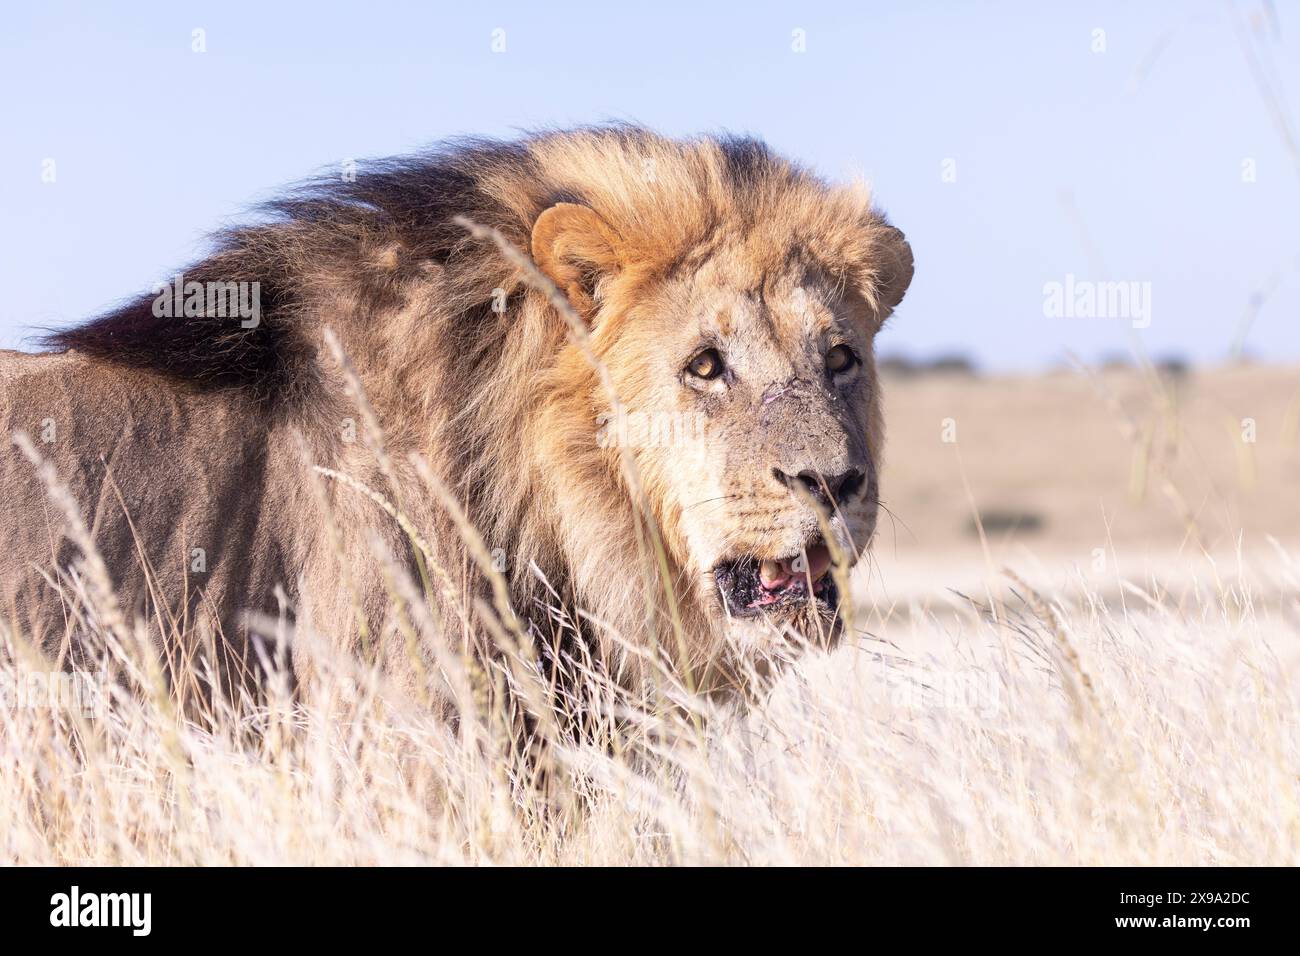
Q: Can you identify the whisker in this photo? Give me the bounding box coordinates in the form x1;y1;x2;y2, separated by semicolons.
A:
682;493;743;512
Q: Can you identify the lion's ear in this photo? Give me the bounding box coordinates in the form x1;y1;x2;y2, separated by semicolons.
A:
531;203;625;315
869;222;914;320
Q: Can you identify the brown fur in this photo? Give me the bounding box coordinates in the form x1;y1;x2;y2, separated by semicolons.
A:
0;126;912;701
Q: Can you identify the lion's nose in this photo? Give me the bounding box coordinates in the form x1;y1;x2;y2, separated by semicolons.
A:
772;467;867;509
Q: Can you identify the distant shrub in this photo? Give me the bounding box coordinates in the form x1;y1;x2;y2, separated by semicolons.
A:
1154;355;1190;379
877;354;921;377
1097;351;1133;371
967;509;1045;537
877;353;979;377
927;353;978;375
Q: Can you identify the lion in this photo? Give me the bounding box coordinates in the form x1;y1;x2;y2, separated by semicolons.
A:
0;126;912;707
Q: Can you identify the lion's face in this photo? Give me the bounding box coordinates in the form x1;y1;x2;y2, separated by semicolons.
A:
532;193;909;661
597;249;883;651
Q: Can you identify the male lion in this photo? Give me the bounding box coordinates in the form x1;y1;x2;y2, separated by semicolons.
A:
0;126;912;703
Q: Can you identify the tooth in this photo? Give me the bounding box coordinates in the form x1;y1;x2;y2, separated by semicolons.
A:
759;559;784;587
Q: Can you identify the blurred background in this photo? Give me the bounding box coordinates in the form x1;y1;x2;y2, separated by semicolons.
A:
2;0;1298;599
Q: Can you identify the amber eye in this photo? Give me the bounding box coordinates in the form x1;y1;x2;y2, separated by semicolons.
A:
687;348;725;380
826;344;858;376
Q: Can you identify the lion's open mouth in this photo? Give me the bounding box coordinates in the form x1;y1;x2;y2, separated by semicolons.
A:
712;542;837;618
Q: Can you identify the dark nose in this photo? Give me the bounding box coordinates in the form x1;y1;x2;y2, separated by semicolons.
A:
772;467;867;509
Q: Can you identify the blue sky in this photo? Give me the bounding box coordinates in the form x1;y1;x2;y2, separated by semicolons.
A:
2;0;1297;369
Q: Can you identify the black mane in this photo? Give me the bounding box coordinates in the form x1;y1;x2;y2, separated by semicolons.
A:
40;135;544;404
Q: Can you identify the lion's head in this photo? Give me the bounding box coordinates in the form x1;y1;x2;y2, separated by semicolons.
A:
523;133;913;671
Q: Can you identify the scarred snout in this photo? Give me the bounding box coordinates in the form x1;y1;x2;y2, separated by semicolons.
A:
770;466;868;509
758;376;872;511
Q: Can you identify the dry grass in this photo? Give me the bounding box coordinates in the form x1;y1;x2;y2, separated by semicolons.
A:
3;533;1297;865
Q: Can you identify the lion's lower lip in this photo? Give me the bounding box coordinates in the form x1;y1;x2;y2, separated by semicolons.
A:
713;544;836;618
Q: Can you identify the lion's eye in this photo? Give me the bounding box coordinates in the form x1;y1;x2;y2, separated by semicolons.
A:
687;348;725;380
825;344;859;376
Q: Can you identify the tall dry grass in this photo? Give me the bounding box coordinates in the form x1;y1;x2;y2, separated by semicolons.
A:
3;531;1297;865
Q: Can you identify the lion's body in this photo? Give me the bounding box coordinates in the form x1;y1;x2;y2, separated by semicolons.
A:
1;353;286;671
0;126;911;699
